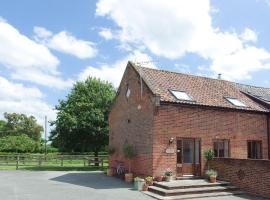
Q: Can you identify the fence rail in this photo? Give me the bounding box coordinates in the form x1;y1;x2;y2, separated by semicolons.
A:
0;154;108;170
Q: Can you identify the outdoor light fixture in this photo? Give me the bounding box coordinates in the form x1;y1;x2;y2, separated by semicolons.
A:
169;137;174;144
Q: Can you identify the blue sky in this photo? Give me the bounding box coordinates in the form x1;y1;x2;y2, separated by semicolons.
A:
0;0;270;125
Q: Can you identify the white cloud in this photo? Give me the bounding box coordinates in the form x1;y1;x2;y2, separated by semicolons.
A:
99;28;113;40
96;0;270;81
34;26;97;59
0;76;56;125
210;46;270;80
0;19;72;89
78;50;156;87
240;28;258;43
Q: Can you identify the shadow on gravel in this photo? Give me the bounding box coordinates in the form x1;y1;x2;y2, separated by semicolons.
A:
50;172;132;189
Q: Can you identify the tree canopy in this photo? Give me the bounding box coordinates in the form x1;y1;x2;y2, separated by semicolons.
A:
0;113;43;142
50;77;116;154
0;134;37;153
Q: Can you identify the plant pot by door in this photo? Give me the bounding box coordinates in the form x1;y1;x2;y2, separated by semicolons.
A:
125;173;133;183
165;176;173;182
142;184;149;191
107;168;113;176
210;176;217;183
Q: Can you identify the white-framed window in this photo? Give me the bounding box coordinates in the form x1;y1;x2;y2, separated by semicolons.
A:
170;90;193;101
225;97;246;107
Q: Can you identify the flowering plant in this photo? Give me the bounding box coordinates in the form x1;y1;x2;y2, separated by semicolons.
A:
164;169;173;176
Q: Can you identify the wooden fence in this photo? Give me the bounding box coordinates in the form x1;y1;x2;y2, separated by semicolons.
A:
0;154;108;170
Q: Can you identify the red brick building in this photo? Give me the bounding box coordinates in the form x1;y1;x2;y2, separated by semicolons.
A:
109;61;270;177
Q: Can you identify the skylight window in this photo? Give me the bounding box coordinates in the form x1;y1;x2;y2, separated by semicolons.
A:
170;90;193;101
225;97;246;107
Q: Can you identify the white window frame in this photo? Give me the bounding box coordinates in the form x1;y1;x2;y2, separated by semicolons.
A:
170;90;193;101
225;97;247;107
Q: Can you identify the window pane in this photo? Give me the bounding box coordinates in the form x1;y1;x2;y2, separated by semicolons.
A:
171;90;192;101
226;97;246;107
183;140;193;163
224;140;229;158
256;142;262;159
248;141;262;159
248;142;252;158
218;141;225;157
214;142;218;157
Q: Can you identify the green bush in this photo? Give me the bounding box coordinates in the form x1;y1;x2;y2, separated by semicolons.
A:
205;169;217;177
0;134;37;153
123;144;136;173
106;145;115;155
204;149;215;170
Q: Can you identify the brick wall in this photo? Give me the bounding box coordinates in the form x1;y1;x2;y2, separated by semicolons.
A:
109;64;155;176
211;158;270;198
152;104;269;176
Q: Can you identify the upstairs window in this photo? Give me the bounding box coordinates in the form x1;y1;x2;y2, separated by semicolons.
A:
248;140;262;159
225;97;246;107
170;90;193;101
213;139;229;158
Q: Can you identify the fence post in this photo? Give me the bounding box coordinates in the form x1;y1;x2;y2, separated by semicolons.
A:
38;155;42;167
16;155;19;170
61;155;63;167
101;158;104;170
84;158;86;167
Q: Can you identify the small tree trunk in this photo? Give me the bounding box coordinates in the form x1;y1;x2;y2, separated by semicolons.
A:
94;151;99;167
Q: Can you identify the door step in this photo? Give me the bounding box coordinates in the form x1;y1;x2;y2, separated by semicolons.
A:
148;185;239;196
154;180;231;190
143;190;245;200
176;175;201;180
144;179;245;200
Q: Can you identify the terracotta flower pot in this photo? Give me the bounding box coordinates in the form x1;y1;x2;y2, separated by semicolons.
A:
142;184;149;191
210;175;217;183
107;168;113;176
156;176;163;182
125;173;133;183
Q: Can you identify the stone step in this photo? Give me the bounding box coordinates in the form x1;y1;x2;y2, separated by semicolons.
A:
176;175;201;180
148;185;239;196
154;180;231;190
143;190;245;200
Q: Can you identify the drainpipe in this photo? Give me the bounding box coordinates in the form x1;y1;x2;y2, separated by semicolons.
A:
268;115;270;160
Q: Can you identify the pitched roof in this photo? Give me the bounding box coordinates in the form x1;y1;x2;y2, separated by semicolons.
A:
130;62;270;113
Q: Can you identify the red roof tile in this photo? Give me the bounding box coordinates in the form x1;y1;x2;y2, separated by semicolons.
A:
130;62;270;112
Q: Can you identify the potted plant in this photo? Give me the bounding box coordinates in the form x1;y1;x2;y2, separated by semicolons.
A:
164;169;173;182
145;176;153;186
123;144;136;183
134;177;145;191
206;169;218;183
142;183;149;191
155;175;163;182
106;146;116;176
204;149;215;170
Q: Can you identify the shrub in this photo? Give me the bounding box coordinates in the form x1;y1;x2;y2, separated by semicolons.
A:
204;149;215;169
123;144;136;173
106;146;116;155
164;169;173;176
205;169;217;177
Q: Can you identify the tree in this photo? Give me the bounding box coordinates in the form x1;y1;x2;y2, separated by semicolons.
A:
1;113;43;142
0;134;37;153
50;77;116;156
